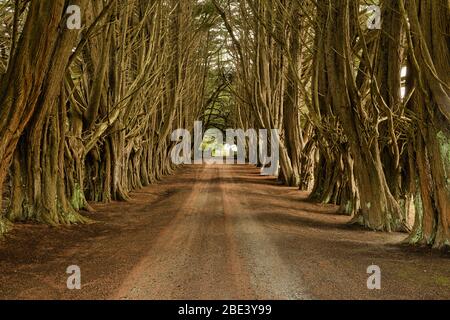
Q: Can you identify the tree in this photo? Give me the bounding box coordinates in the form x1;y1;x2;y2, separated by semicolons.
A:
0;0;87;231
402;0;450;249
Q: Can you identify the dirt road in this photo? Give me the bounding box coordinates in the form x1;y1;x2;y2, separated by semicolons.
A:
0;165;449;300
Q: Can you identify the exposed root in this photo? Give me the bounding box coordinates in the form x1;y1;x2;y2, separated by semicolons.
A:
37;206;94;227
349;211;410;233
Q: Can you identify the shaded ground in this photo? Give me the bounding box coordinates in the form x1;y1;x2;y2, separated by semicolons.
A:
0;165;449;300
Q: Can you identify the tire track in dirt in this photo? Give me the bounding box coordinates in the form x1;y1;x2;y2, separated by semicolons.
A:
114;166;211;299
115;165;311;300
220;166;311;300
114;165;255;299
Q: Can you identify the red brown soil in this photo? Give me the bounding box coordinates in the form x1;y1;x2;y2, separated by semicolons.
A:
0;165;449;300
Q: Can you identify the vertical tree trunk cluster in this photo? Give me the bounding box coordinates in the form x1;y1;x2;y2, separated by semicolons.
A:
0;0;211;231
215;0;449;248
214;0;315;187
401;0;450;248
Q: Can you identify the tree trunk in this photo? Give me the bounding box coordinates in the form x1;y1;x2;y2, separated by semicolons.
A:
0;0;86;232
403;0;450;249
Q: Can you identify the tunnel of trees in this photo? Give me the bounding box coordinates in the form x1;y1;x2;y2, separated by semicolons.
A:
0;0;448;250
